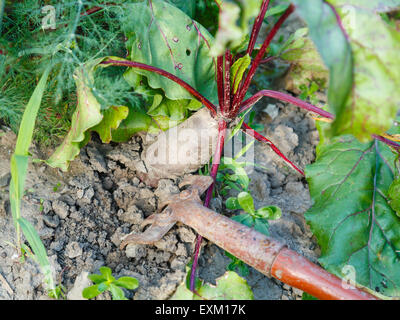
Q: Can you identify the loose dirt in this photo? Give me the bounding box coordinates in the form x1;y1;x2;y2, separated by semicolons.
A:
0;85;322;300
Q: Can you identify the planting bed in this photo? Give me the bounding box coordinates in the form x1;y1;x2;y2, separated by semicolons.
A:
0;87;322;300
1;0;399;301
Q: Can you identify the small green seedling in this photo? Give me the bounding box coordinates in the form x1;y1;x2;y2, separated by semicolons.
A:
247;111;264;133
48;284;67;300
83;266;139;300
225;252;250;277
225;191;282;274
217;156;253;196
226;191;282;236
299;81;320;106
39;199;44;212
217;134;268;196
53;182;61;192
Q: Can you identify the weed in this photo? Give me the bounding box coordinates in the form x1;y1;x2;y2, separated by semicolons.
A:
53;182;61;192
299;81;320;106
225;252;250;277
48;284;67;300
7;65;57;296
82;266;139;300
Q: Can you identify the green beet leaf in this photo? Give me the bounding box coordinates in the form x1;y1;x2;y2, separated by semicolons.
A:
388;177;400;217
147;93;201;121
123;69;202;129
279;28;328;94
47;57;133;171
196;271;254;300
325;0;400;141
92;106;129;143
164;0;196;17
47;56;165;169
111;109;154;143
305;135;400;297
122;0;217;104
290;0;353;135
47;59;104;171
171;271;254;300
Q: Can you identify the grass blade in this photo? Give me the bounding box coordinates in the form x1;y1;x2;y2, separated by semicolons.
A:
18;217;56;294
8;66;55;295
14;67;51;155
9;66;50;245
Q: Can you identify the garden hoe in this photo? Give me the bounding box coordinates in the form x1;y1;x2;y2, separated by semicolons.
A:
120;175;378;300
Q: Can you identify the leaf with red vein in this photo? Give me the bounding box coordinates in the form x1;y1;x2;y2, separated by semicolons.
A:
121;0;218;104
305;135;400;297
239;90;334;120
102;59;217;117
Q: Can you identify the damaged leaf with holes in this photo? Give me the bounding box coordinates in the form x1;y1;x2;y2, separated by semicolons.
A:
278;28;328;94
122;0;218;103
47;0;220;171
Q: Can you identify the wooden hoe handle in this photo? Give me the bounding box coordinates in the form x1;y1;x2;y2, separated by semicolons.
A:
121;176;379;300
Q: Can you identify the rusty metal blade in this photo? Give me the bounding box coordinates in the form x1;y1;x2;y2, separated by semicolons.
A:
179;175;213;194
120;222;176;248
120;209;178;249
120;175;379;300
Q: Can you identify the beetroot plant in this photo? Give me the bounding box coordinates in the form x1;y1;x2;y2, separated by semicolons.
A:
5;0;400;299
47;0;335;292
45;0;400;297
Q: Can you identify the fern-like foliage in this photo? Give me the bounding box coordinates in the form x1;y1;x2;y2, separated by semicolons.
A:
0;1;138;143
